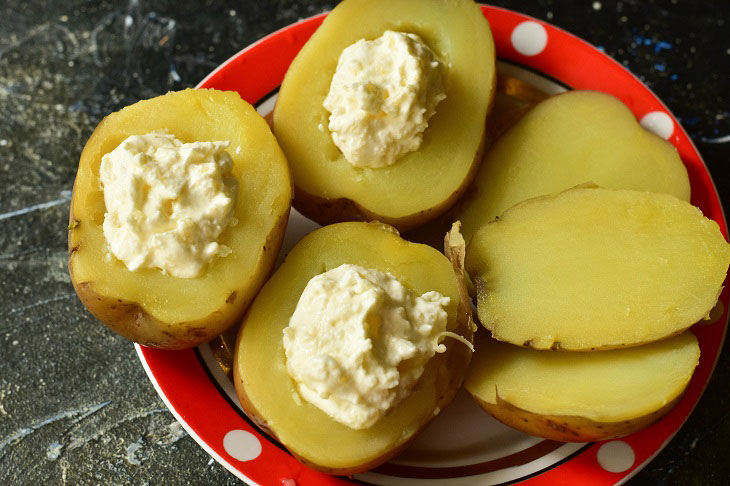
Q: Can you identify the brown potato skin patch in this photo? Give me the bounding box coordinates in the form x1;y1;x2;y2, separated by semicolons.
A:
469;391;683;442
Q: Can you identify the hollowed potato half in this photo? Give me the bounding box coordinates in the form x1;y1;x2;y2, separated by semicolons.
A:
273;0;495;231
466;186;730;350
233;222;473;474
457;90;691;243
68;89;292;349
465;331;700;442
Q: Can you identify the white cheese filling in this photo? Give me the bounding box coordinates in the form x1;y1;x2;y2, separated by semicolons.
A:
99;132;237;279
323;30;446;168
282;263;451;429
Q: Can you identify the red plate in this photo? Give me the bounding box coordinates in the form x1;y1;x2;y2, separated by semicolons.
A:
136;6;729;486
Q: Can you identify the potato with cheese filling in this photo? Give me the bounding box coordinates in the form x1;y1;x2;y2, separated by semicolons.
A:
273;0;496;230
234;222;474;474
69;89;292;349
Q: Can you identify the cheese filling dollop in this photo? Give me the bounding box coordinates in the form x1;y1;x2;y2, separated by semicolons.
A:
99;132;237;278
282;263;450;429
323;30;447;168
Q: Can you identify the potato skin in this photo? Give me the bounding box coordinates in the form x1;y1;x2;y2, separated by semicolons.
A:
470;391;683;442
68;202;290;350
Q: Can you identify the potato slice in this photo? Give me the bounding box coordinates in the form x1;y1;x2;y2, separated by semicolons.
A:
465;332;700;441
466;187;730;350
233;222;473;474
457;90;691;242
273;0;495;230
69;89;292;349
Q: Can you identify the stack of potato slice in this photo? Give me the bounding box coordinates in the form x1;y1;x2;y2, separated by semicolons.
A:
460;90;730;441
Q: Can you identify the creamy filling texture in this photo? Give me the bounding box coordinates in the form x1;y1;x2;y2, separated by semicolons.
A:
323;30;446;168
282;263;450;429
99;132;237;278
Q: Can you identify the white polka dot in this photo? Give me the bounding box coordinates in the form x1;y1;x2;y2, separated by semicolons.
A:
597;440;635;473
640;111;674;140
223;430;262;462
511;21;548;56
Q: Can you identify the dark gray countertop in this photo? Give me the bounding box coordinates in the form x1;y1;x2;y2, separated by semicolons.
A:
1;1;729;484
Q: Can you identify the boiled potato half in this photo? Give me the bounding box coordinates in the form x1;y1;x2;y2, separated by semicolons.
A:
457;90;691;242
69;89;292;349
465;332;700;442
466;186;730;350
273;0;495;230
233;222;473;474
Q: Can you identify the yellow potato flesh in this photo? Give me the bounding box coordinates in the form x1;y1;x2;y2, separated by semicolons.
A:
234;222;472;473
273;0;495;225
458;90;691;242
69;89;291;342
466;187;730;350
465;332;699;434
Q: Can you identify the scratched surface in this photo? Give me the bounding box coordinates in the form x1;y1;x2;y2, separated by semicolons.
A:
0;1;728;485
